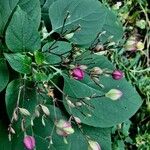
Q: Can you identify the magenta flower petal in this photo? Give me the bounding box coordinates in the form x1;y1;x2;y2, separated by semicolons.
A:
71;67;85;80
23;136;35;150
112;70;124;80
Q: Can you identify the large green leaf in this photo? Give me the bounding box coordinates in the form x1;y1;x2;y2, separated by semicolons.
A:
42;41;72;64
42;0;57;13
0;58;9;92
5;79;37;120
0;0;19;35
49;0;123;46
4;53;32;74
5;7;41;52
0;121;11;150
18;0;41;29
33;105;111;150
42;41;72;55
63;53;142;127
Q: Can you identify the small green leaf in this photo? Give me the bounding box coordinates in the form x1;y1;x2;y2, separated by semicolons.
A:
5;7;41;52
0;58;9;92
4;53;32;74
34;51;45;65
45;53;61;64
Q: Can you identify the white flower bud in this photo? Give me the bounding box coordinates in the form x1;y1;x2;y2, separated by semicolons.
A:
88;140;101;150
40;105;50;116
19;108;30;116
105;89;123;100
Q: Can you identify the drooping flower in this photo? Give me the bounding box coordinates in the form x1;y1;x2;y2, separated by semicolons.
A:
112;70;124;80
23;135;35;150
71;67;85;80
88;140;101;150
105;89;123;100
55;119;74;136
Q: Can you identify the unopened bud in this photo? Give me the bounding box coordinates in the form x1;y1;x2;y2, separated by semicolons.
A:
74;116;81;124
9;127;15;134
35;108;40;117
88;140;101;150
124;36;137;51
55;119;74;136
79;65;88;70
71;67;85;80
94;45;104;52
19;108;30;116
40;105;50;116
105;89;123;100
23;135;35;150
136;41;144;50
85;97;91;100
75;102;82;107
112;70;124;80
67;99;75;108
64;33;74;39
13;111;18;121
91;67;103;75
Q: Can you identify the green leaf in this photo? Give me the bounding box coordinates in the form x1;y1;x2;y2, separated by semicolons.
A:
0;121;11;150
33;105;112;150
49;0;123;46
0;58;9;92
5;7;41;52
63;53;142;127
18;0;41;29
43;41;72;64
45;53;61;64
97;8;123;43
5;79;37;120
42;0;56;13
0;0;19;35
34;51;45;65
4;53;32;74
42;41;72;55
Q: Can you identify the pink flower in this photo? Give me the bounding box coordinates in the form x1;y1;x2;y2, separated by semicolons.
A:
23;135;35;150
55;119;74;136
112;70;123;80
71;67;85;80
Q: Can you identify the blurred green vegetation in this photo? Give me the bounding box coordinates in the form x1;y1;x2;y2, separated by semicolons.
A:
100;0;150;149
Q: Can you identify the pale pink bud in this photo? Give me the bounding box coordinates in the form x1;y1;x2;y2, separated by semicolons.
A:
112;70;124;80
124;36;137;51
91;67;103;75
88;140;101;150
55;119;74;136
94;44;104;52
71;67;85;80
73;116;81;124
23;136;35;150
105;89;123;100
